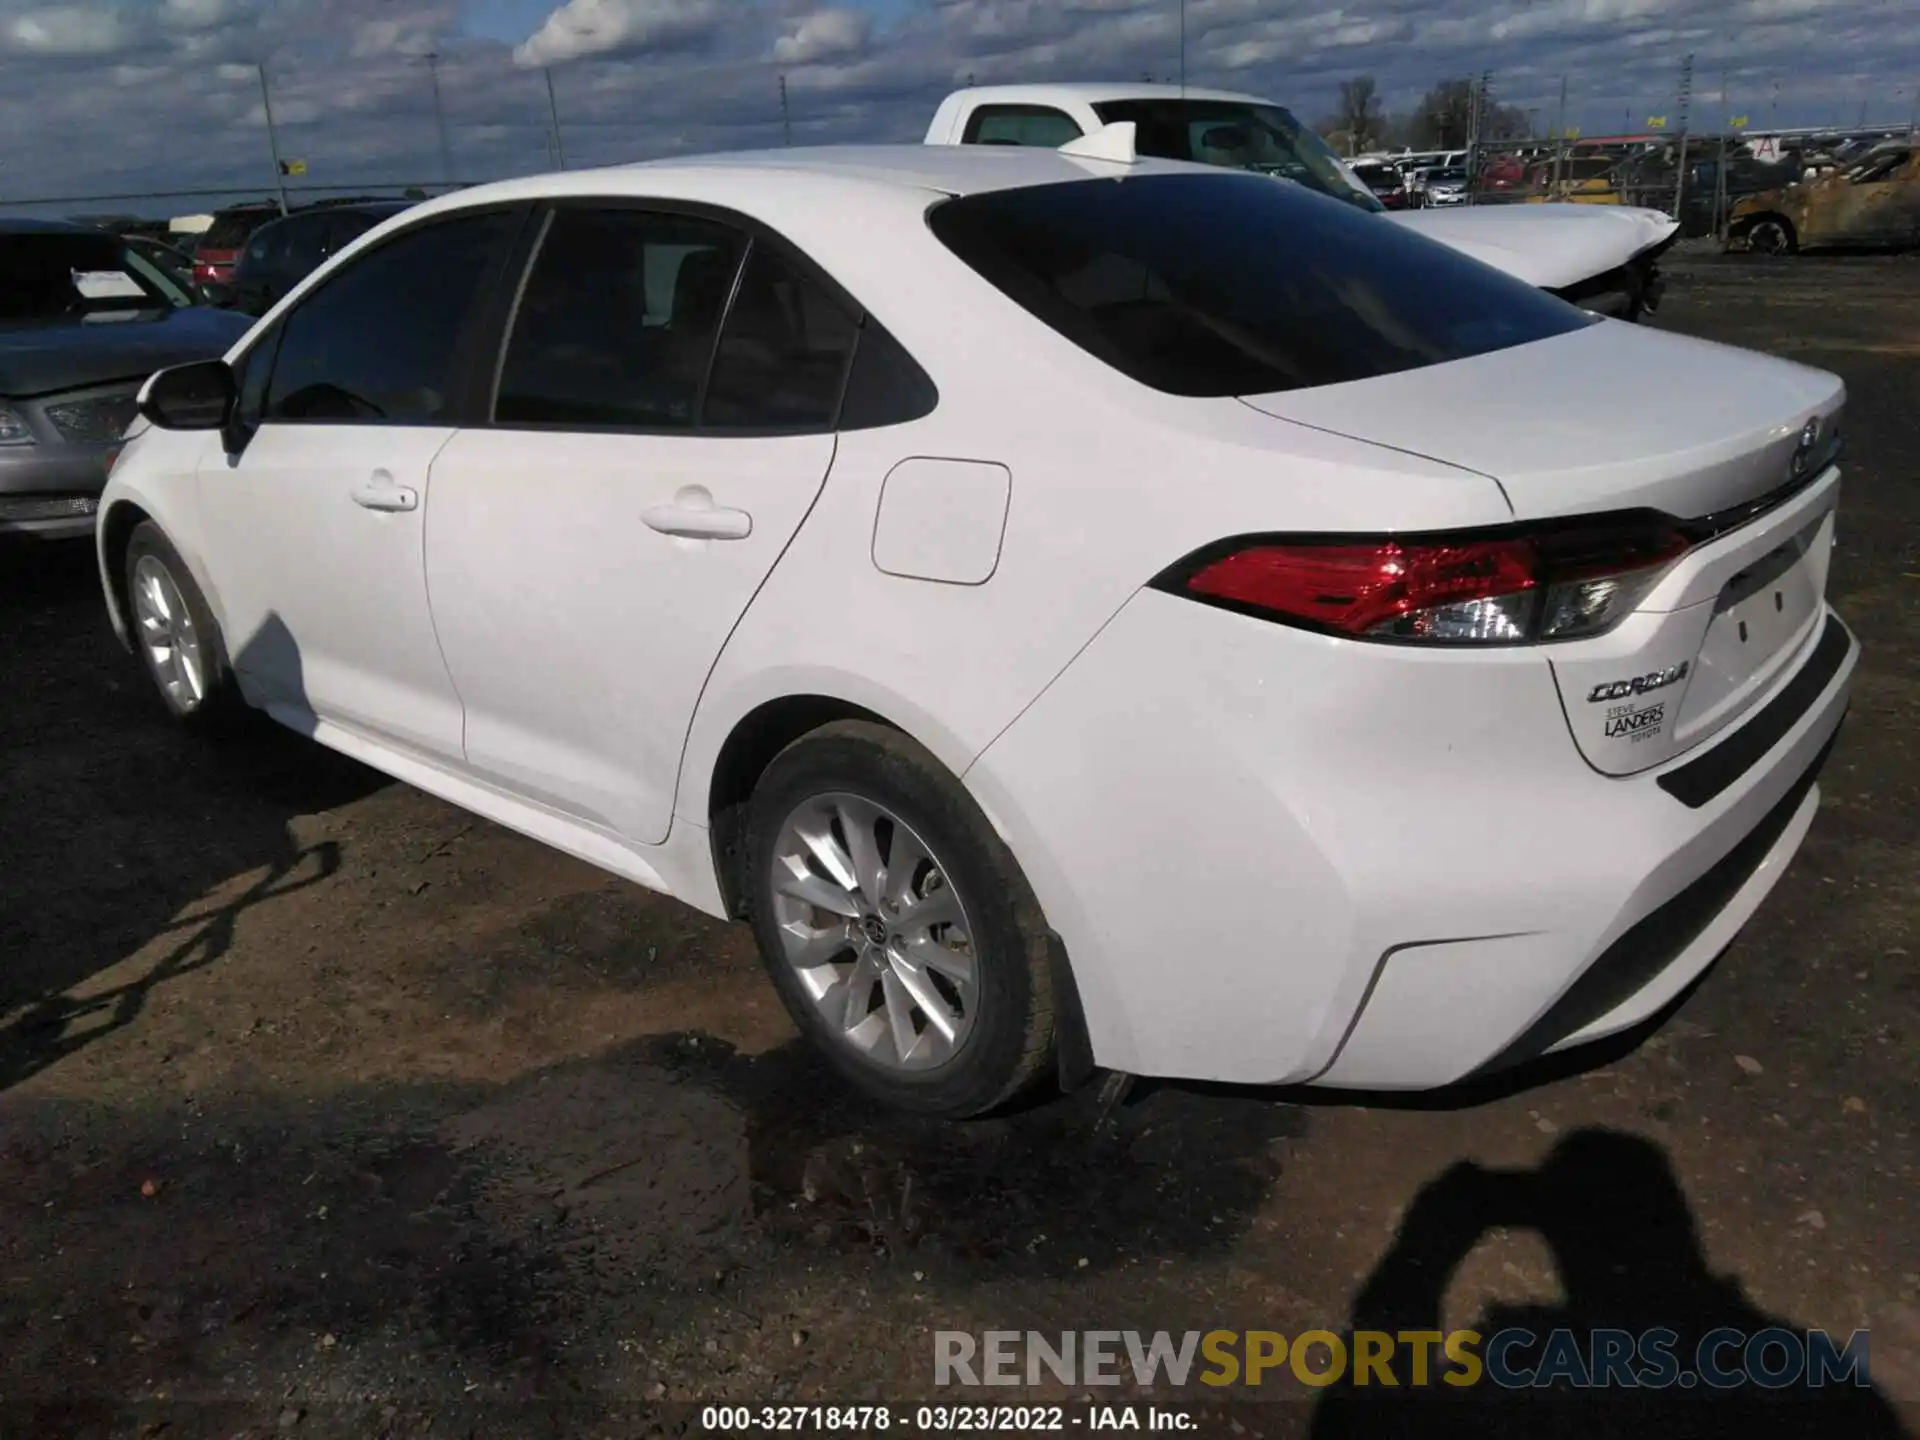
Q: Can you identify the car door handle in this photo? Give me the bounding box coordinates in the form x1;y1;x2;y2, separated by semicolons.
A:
643;489;752;541
351;478;419;513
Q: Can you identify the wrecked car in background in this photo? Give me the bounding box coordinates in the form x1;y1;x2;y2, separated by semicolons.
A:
1729;140;1919;254
924;84;1680;320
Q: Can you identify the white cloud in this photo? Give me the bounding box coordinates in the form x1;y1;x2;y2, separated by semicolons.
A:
774;8;870;65
243;97;324;126
160;0;233;29
4;5;133;55
512;0;724;67
353;17;441;58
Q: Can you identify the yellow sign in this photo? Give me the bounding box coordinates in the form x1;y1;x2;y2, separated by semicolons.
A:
1564;126;1581;139
279;159;307;177
1647;116;1667;129
1731;114;1750;129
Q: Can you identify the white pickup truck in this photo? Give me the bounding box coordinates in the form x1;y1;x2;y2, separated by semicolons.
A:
925;83;1680;320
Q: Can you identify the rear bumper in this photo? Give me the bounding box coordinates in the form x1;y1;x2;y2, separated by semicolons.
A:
966;589;1857;1090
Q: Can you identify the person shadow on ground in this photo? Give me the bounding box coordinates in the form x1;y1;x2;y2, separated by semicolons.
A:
1309;1128;1910;1439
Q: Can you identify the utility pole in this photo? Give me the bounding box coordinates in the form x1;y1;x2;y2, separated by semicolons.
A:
1466;70;1491;204
1673;53;1694;222
256;62;290;215
1178;0;1186;97
779;74;792;146
424;51;454;187
543;66;567;169
1551;74;1568;198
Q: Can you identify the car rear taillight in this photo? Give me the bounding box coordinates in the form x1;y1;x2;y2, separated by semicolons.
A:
1156;518;1691;645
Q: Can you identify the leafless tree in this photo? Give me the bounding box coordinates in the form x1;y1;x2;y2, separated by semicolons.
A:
1337;75;1384;154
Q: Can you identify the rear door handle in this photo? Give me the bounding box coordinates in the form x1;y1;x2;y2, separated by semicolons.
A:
351;476;418;513
643;486;752;541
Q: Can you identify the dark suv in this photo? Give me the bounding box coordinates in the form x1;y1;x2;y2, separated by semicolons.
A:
228;201;413;316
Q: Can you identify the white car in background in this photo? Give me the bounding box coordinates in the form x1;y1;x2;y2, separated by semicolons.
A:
101;142;1854;1116
926;84;1680;319
1422;166;1471;206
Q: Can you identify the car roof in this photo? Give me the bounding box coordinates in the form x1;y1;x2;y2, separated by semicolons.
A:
941;82;1270;108
260;200;412;226
401;142;1206;222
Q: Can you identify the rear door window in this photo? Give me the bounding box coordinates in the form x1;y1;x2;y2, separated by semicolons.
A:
928;172;1594;397
702;244;859;430
494;208;747;430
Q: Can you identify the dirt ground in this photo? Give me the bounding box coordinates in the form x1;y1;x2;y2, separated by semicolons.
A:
2;253;1916;1439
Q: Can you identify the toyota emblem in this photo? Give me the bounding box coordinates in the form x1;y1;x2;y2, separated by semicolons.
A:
1791;418;1820;477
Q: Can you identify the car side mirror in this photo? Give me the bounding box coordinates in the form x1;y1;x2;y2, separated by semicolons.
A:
199;281;237;308
139;360;236;431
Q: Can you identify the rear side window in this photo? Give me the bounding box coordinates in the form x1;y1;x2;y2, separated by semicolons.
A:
202;209;273;250
963;105;1083;148
703;244;859;429
243;227;280;266
494;208;746;429
278;214;331;272
927;172;1594;398
264;210;518;424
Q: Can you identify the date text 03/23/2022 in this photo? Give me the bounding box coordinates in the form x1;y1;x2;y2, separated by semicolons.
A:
700;1405;1195;1432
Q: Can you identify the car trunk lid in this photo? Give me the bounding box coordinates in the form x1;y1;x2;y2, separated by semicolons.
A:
1238;320;1847;772
1237;319;1843;523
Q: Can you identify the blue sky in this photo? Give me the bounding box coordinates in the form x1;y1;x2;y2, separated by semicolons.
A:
0;0;1914;216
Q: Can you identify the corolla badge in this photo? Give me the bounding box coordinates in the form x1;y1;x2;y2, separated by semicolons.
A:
1587;661;1690;704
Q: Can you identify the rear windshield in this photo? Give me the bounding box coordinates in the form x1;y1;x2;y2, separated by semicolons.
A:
0;231;188;319
1092;98;1383;213
201;209;277;249
927;173;1594;398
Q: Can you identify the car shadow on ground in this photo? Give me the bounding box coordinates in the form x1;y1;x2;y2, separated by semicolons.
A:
1309;1127;1910;1438
0;550;385;1092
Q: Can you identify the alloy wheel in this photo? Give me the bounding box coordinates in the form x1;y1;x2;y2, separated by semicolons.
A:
132;553;206;713
768;791;979;1073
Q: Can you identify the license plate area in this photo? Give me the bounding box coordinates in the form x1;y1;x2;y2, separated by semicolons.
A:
1674;513;1829;745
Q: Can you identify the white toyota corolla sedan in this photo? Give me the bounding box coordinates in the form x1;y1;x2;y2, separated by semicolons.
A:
99;142;1857;1117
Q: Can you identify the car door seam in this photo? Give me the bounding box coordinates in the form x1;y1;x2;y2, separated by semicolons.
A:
419;425;477;759
665;430;843;831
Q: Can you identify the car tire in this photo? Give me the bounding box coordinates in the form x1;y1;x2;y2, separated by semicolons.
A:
744;720;1056;1118
1746;217;1797;256
124;521;247;731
